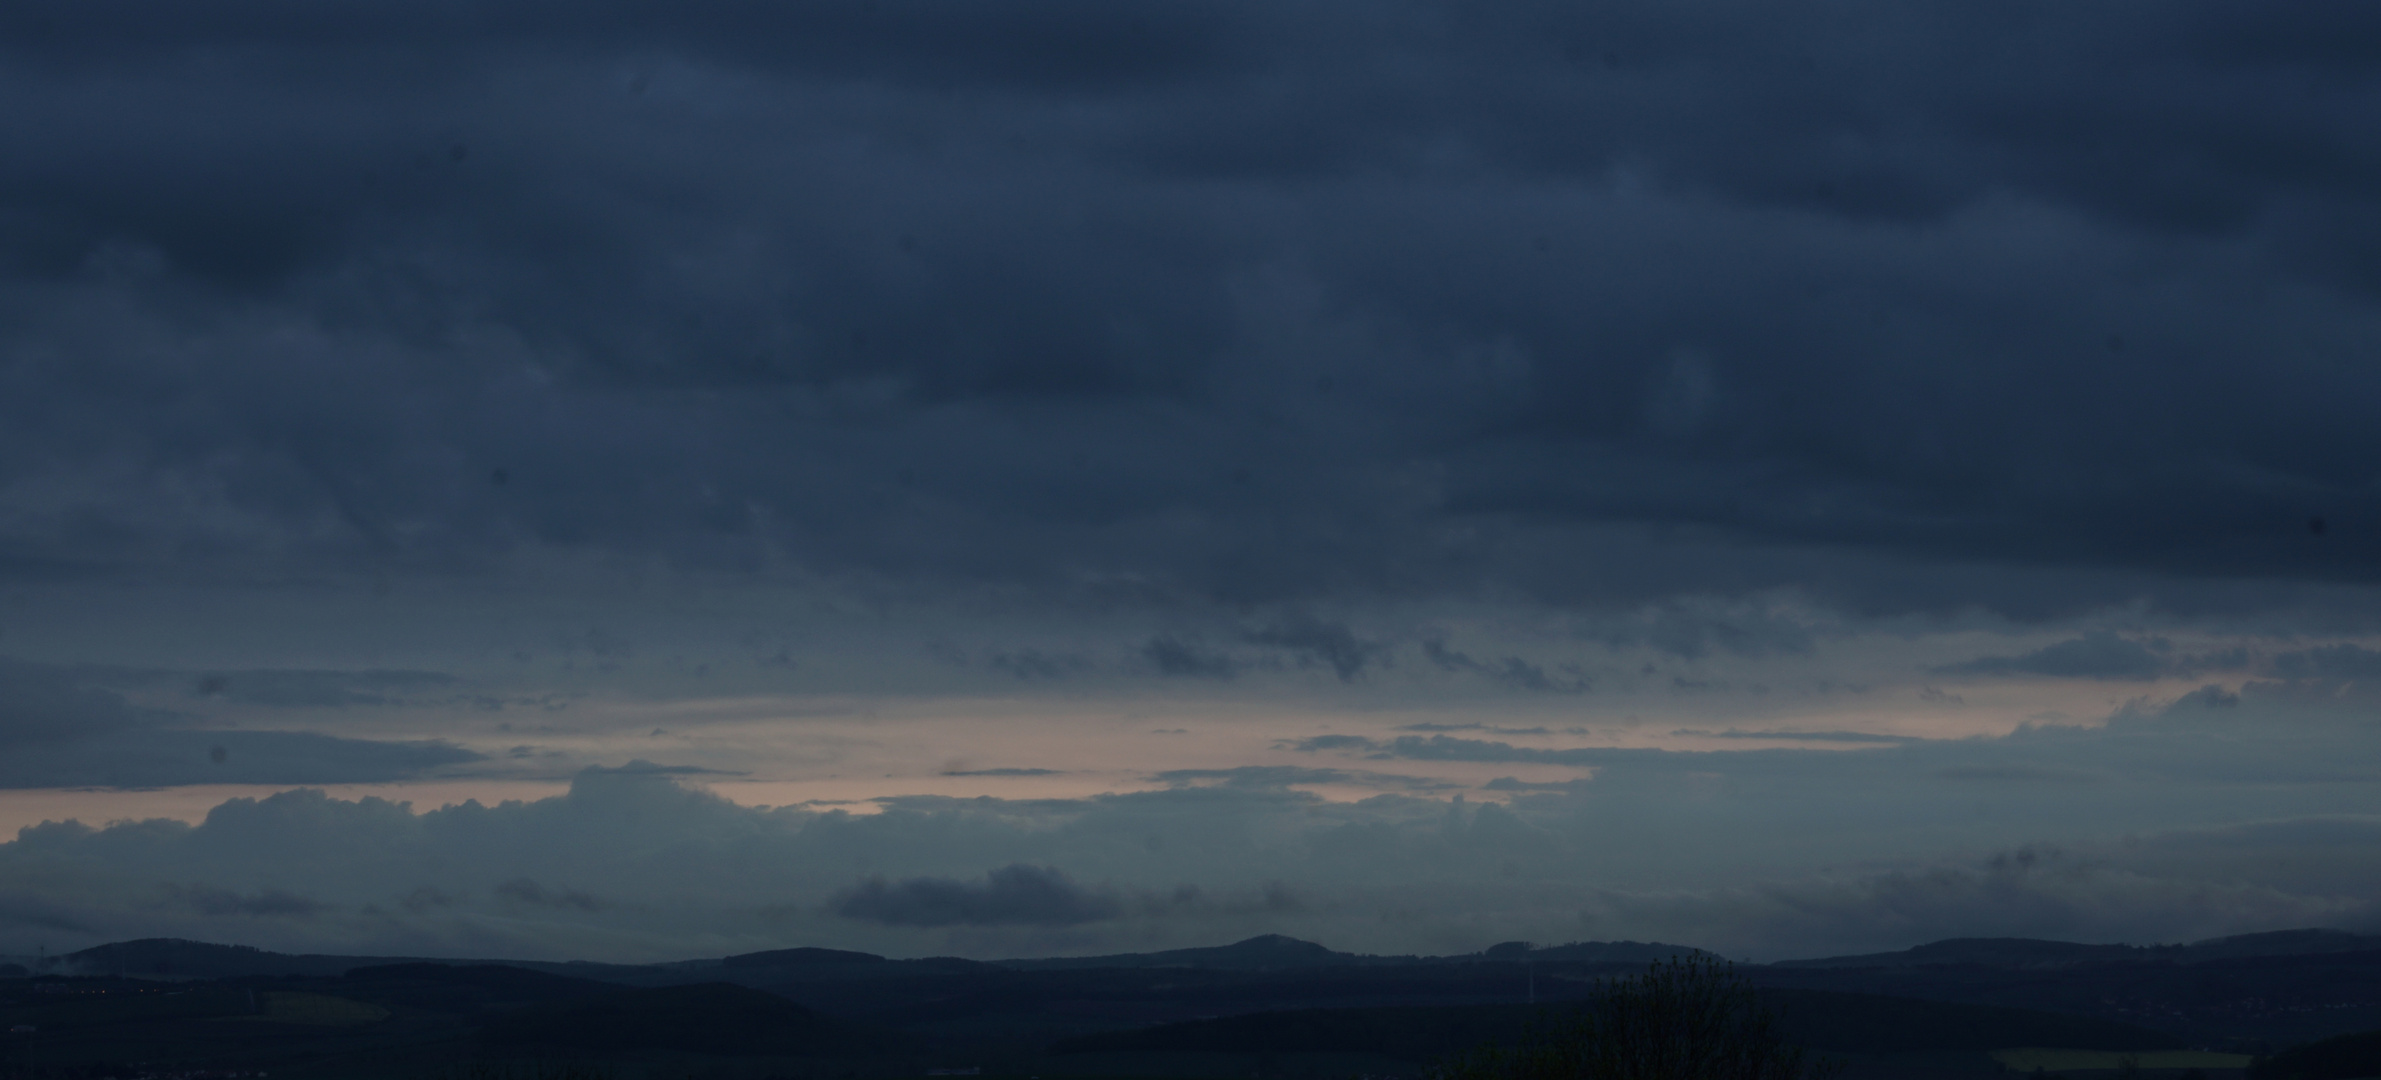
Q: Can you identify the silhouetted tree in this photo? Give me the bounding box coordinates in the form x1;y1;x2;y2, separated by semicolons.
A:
1432;956;1840;1080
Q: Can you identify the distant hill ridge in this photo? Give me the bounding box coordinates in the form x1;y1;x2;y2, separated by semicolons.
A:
994;934;1713;971
41;938;431;979
17;927;2377;983
994;933;1354;971
1773;929;2381;971
721;946;888;969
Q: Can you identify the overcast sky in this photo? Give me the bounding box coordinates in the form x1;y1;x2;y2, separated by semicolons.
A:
5;0;2381;965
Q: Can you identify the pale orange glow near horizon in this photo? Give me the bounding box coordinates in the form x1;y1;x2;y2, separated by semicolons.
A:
0;670;2201;840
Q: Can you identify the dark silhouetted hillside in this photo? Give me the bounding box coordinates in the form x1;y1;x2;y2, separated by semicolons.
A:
478;981;863;1054
1050;990;2180;1062
1001;934;1711;972
1517;941;1715;965
1776;938;2149;971
1052;1003;1534;1061
57;938;417;979
1764;989;2183;1052
334;963;620;1014
23;928;2381;1059
2255;1029;2381;1080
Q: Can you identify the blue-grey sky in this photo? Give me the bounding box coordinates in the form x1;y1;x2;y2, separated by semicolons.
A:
4;0;2381;964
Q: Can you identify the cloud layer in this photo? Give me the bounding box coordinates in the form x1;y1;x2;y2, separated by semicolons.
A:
6;0;2381;965
7;669;2381;963
0;659;482;788
1;0;2378;620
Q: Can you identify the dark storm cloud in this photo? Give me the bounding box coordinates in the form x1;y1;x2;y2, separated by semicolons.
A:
1937;632;2180;680
79;665;460;707
829;864;1122;927
0;659;157;746
2263;643;2381;680
1142;636;1240;679
192;669;459;707
4;0;2381;620
1936;637;2381;682
0;729;484;789
0;658;483;787
1421;638;1589;693
1243;615;1386;682
988;649;1093;681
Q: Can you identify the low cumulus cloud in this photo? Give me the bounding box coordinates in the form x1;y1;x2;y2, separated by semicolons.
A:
830;864;1122;927
0;892;96;934
160;884;326;919
494;879;605;912
1151;765;1459;792
1400;722;1584;736
1297;676;2381;793
1678;729;1925;745
0;680;2376;962
1290;733;1611;766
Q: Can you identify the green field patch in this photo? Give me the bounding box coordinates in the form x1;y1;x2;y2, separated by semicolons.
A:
1992;1049;2254;1072
220;991;391;1027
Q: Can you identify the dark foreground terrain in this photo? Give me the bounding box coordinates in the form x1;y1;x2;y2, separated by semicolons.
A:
4;929;2380;1080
